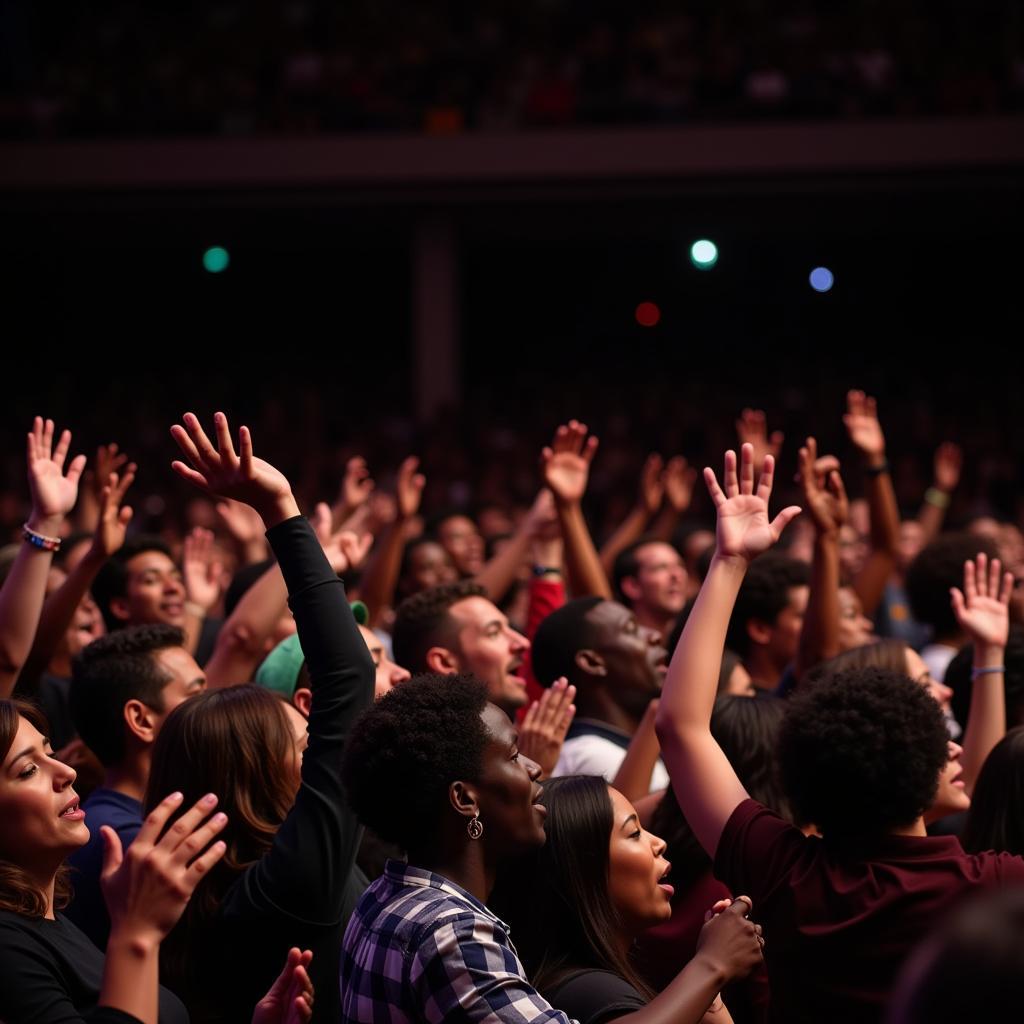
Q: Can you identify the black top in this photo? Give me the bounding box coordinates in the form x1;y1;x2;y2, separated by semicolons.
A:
544;968;647;1024
167;515;374;1024
0;909;187;1024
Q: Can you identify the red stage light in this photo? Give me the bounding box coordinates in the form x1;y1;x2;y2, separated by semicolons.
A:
635;301;661;327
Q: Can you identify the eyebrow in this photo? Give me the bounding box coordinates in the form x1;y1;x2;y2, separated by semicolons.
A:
620;813;639;831
482;619;505;632
5;739;49;771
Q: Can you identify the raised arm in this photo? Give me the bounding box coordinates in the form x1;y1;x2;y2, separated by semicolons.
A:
0;418;86;697
953;552;1013;793
656;445;800;856
475;489;557;603
650;455;698;543
541;420;612;600
916;442;961;547
793;438;847;680
600;454;664;573
844;390;899;615
331;455;375;531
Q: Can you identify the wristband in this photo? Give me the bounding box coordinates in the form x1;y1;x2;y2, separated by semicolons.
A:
22;523;61;552
924;487;951;509
971;665;1005;679
184;601;207;618
532;565;562;578
864;461;890;478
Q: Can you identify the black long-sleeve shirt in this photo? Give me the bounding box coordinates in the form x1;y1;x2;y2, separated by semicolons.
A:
171;515;375;1023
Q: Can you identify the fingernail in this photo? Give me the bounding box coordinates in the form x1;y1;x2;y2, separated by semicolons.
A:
202;793;218;806
168;791;184;802
212;812;227;824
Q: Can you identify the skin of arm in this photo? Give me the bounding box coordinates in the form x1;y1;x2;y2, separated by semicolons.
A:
793;439;847;680
612;698;662;803
0;418;86;698
915;442;961;548
953;553;1013;793
650;456;697;544
541;420;613;600
844;390;899;616
599;454;663;574
474;490;556;603
655;445;801;857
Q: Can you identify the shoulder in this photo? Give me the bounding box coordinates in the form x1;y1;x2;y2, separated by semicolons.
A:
555;732;626;780
545;969;645;1024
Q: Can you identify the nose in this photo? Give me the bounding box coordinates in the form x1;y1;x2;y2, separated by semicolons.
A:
643;626;663;646
650;829;667;858
524;754;542;781
948;741;963;761
53;758;77;790
509;628;530;654
390;659;411;684
933;680;953;705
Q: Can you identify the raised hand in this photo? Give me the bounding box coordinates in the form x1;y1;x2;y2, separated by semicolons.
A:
541;420;598;504
101;791;228;947
933;442;962;493
518;677;577;778
735;408;783;467
170;412;298;526
395;456;426;521
639;454;665;516
951;553;1013;650
252;948;315;1024
26;417;87;531
662;455;697;513
705;445;801;564
797;437;848;537
843;390;886;460
183;527;224;612
89;469;136;560
341;456;374;508
696;896;764;982
310;502;373;574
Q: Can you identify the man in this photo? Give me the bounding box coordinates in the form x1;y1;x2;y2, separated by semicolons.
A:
613;538;688;639
724;551;809;692
66;624;206;947
391;580;529;717
530;596;668;790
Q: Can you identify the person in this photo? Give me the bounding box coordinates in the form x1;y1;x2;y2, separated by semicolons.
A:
532;596;669;790
146;411;375;1023
613;539;689;641
391;579;531;717
0;696;221;1023
66;624;206;947
493;774;764;1024
961;727;1024;856
654;443;1024;1023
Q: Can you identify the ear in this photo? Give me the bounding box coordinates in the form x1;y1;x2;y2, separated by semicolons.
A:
293;688;313;718
109;596;132;624
620;576;643;603
448;779;480;824
746;618;773;647
575;648;607;678
425;646;460;675
123;699;158;745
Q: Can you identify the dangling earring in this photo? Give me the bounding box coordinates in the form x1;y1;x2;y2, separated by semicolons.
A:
467;815;484;840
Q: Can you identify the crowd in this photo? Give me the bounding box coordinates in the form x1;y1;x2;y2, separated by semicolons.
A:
2;389;1024;1023
2;1;1022;139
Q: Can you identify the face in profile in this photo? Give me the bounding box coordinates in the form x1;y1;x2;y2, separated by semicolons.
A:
358;624;411;699
448;597;530;714
584;601;667;716
623;542;688;618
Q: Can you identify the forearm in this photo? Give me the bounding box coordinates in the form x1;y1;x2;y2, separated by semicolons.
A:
474;527;533;603
100;932;159;1024
556;499;612;599
649;503;683;545
916;486;952;547
204;562;289;688
618;953;727;1024
852;464;898;615
599;504;649;575
613;702;662;803
795;533;840;680
961;643;1007;794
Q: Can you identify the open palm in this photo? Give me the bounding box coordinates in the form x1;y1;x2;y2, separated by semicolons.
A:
541;420;598;503
27;417;86;523
705;445;801;563
951;552;1012;649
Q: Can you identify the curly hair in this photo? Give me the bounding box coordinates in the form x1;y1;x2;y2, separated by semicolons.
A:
947;624;1024;733
392;580;486;673
778;668;950;838
725;552;809;657
905;533;999;637
69;624;186;767
341;673;489;852
530;597;604;687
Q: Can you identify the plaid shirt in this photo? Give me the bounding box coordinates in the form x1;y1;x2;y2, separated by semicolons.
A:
340;859;575;1023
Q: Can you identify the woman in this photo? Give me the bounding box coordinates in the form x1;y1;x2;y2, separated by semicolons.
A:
0;697;227;1023
339;673;762;1023
493;775;765;1024
148;412;375;1024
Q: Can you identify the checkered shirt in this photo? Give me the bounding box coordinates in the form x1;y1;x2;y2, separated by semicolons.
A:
340;859;576;1023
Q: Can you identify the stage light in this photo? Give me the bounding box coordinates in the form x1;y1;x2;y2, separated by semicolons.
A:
203;246;230;273
809;266;834;292
635;301;661;327
689;239;718;270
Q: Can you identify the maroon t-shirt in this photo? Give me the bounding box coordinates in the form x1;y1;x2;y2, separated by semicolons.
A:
714;799;1024;1023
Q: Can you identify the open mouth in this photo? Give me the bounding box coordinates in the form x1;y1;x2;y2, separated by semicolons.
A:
59;797;85;821
657;863;674;897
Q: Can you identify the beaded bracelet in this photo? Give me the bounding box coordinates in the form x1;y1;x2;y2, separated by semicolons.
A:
22;523;61;552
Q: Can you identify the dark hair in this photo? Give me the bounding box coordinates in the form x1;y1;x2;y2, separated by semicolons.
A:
947;625;1024;733
0;699;72;916
396;535;445;599
651;694;789;888
612;538;671;604
887;888;1024;1023
961;727;1024;856
91;535;176;631
725;553;810;657
342;674;490;853
778;668;950;838
805;638;909;685
223;558;275;618
530;597;604;686
69;624;186;767
392;580;486;673
491;776;654;999
905;533;999;637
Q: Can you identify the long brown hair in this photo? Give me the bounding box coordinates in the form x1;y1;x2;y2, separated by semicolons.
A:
0;699;72;916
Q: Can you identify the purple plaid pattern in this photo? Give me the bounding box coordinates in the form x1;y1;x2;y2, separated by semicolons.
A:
340;860;576;1023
